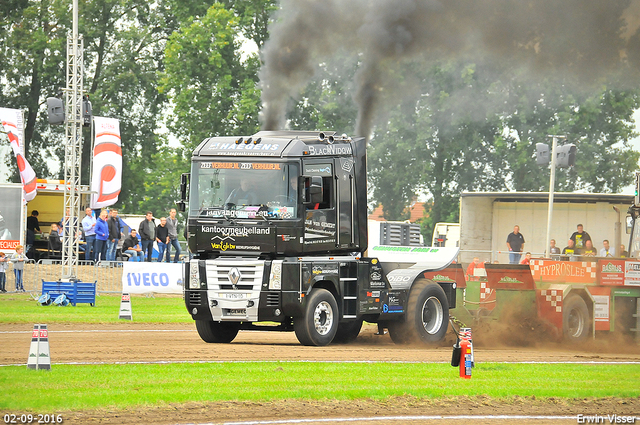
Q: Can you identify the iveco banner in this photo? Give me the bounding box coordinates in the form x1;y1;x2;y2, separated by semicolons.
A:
121;262;184;294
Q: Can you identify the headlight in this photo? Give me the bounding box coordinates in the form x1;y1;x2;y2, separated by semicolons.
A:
189;261;200;289
269;260;283;290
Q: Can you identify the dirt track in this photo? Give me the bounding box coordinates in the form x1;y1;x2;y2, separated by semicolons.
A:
2;323;639;424
2;322;640;365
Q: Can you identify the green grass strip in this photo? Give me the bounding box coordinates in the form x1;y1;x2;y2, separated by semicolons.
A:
0;294;190;324
2;362;638;411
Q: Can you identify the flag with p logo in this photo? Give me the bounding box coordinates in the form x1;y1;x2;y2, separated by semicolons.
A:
90;117;122;209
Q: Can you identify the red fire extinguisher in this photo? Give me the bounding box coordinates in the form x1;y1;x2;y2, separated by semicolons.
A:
459;327;474;379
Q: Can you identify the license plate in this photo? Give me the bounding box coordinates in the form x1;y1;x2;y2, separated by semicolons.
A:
221;293;245;299
228;309;246;315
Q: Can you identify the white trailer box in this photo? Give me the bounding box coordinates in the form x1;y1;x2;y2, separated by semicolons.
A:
459;192;633;264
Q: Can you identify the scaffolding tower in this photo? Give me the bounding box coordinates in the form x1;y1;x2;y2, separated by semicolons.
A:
61;0;83;280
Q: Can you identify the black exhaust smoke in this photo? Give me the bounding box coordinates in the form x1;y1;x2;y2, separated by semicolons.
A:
260;0;640;139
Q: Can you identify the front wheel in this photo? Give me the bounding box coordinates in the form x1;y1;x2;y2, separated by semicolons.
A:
294;288;339;346
563;295;591;341
195;320;240;343
388;279;449;345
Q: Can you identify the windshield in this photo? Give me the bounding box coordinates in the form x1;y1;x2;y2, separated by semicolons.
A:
190;161;299;220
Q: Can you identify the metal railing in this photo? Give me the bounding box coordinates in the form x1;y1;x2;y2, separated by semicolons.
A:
458;249;546;264
8;259;186;294
8;259;123;294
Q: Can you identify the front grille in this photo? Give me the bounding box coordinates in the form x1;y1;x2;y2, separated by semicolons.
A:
205;260;265;292
189;291;202;305
266;292;280;307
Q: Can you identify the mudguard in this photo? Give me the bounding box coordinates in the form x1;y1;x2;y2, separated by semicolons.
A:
370;245;459;290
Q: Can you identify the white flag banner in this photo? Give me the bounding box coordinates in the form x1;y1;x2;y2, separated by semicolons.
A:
121;262;184;294
90;116;122;209
0;107;37;202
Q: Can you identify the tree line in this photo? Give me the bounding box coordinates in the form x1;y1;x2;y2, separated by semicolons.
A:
1;0;639;242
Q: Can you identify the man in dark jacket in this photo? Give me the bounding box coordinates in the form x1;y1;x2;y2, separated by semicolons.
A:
107;209;122;262
155;217;169;262
122;229;144;262
138;211;156;262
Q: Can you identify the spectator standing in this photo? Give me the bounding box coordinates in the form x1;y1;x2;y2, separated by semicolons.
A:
107;209;123;261
25;225;37;260
165;208;181;263
0;252;7;292
155;217;169;262
11;245;25;291
138;212;156;262
599;240;614;257
570;224;591;254
25;210;41;259
82;208;97;261
549;239;561;256
506;225;525;264
122;229;144;262
94;210;109;262
26;210;41;234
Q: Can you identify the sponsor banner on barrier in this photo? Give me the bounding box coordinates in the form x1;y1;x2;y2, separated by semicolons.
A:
624;261;640;286
122;262;184;294
597;259;625;286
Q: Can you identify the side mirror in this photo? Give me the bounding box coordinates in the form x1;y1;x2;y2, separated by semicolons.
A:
626;215;633;235
46;97;65;125
177;173;189;212
303;176;323;206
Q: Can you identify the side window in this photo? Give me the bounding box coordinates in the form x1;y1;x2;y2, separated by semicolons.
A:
303;163;334;210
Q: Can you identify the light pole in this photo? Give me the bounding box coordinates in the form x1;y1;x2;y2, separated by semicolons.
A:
545;135;565;257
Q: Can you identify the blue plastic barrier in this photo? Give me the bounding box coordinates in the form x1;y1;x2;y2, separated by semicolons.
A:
41;280;96;306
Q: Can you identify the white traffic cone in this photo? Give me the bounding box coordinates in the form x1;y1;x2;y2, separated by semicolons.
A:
119;292;132;320
27;324;51;370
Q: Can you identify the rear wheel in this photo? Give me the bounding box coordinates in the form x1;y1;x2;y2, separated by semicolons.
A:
294;288;339;346
332;319;363;344
388;279;449;345
563;295;590;340
195;320;240;343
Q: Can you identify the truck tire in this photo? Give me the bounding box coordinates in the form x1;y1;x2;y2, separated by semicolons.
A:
195;320;240;343
563;295;591;340
294;288;339;346
388;279;449;345
332;319;363;344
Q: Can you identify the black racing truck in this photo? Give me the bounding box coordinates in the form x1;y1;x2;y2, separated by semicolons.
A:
179;131;459;346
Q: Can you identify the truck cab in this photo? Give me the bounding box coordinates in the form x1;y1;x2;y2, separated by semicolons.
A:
185;131;367;257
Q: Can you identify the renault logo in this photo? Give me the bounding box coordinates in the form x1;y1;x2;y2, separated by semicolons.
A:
228;267;241;288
